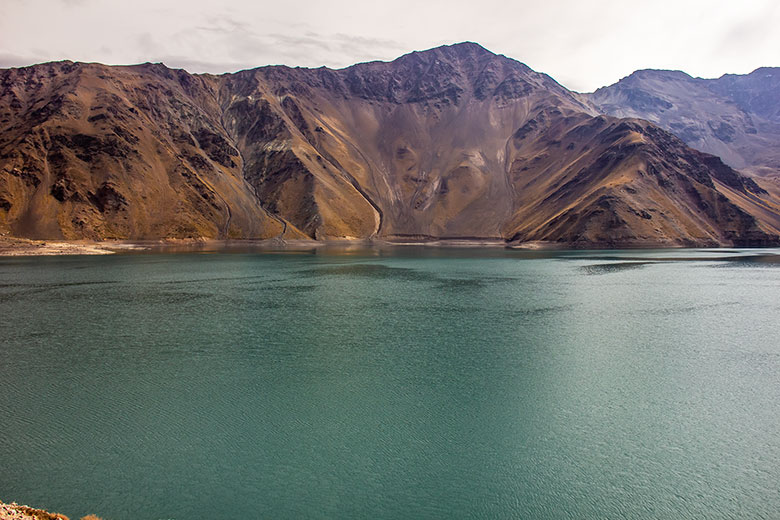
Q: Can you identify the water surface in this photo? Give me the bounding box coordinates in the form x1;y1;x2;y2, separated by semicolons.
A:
1;248;779;519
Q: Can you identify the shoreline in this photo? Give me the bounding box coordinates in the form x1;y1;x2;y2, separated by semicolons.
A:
1;235;777;257
0;237;145;256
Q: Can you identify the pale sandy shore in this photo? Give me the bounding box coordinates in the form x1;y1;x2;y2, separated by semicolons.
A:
0;237;135;256
0;236;516;256
0;235;734;257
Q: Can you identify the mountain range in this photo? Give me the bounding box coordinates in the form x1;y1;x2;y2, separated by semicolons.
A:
1;42;779;247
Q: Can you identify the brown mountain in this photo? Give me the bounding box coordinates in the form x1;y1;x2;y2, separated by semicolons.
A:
1;43;778;246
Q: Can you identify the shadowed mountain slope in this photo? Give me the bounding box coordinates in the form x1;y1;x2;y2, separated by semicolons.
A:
1;43;778;246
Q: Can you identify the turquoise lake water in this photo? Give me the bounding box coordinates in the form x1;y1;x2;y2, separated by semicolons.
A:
1;248;779;519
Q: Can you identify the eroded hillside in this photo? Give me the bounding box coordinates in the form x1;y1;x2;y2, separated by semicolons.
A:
1;43;778;246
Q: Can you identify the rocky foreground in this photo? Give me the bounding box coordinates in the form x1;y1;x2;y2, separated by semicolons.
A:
0;500;100;520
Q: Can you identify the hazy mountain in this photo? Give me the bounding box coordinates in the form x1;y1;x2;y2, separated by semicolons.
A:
588;68;780;177
1;43;778;246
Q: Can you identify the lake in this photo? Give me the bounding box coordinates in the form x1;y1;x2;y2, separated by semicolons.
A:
1;247;779;519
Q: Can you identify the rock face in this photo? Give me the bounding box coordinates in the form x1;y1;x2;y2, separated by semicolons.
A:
0;62;289;240
588;68;780;177
1;43;779;246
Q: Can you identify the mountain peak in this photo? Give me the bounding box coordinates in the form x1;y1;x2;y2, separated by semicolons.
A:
627;69;694;82
395;41;497;64
407;41;493;55
436;41;494;55
746;67;780;77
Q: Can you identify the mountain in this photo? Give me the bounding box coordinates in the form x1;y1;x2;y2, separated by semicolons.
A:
1;43;778;246
588;68;780;177
0;61;291;240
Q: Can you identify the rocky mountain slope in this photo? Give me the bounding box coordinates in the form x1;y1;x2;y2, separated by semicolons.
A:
588;68;780;177
1;43;778;246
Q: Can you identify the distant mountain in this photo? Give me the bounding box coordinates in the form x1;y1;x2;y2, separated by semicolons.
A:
1;43;778;246
588;68;780;177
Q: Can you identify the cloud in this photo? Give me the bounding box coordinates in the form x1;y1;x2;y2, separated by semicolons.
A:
195;16;253;35
0;52;50;68
152;32;408;74
715;3;779;56
151;56;249;74
151;15;410;72
257;32;407;67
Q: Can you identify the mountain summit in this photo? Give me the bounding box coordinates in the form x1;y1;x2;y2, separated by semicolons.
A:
1;45;779;246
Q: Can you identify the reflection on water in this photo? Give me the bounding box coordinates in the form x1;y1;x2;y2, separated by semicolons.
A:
0;248;779;520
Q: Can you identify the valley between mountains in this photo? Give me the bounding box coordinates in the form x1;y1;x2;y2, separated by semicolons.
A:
2;42;779;247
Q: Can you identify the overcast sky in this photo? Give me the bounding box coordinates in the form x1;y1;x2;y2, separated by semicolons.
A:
1;0;778;92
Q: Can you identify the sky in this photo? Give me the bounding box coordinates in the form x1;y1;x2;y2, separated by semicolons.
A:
1;0;778;92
